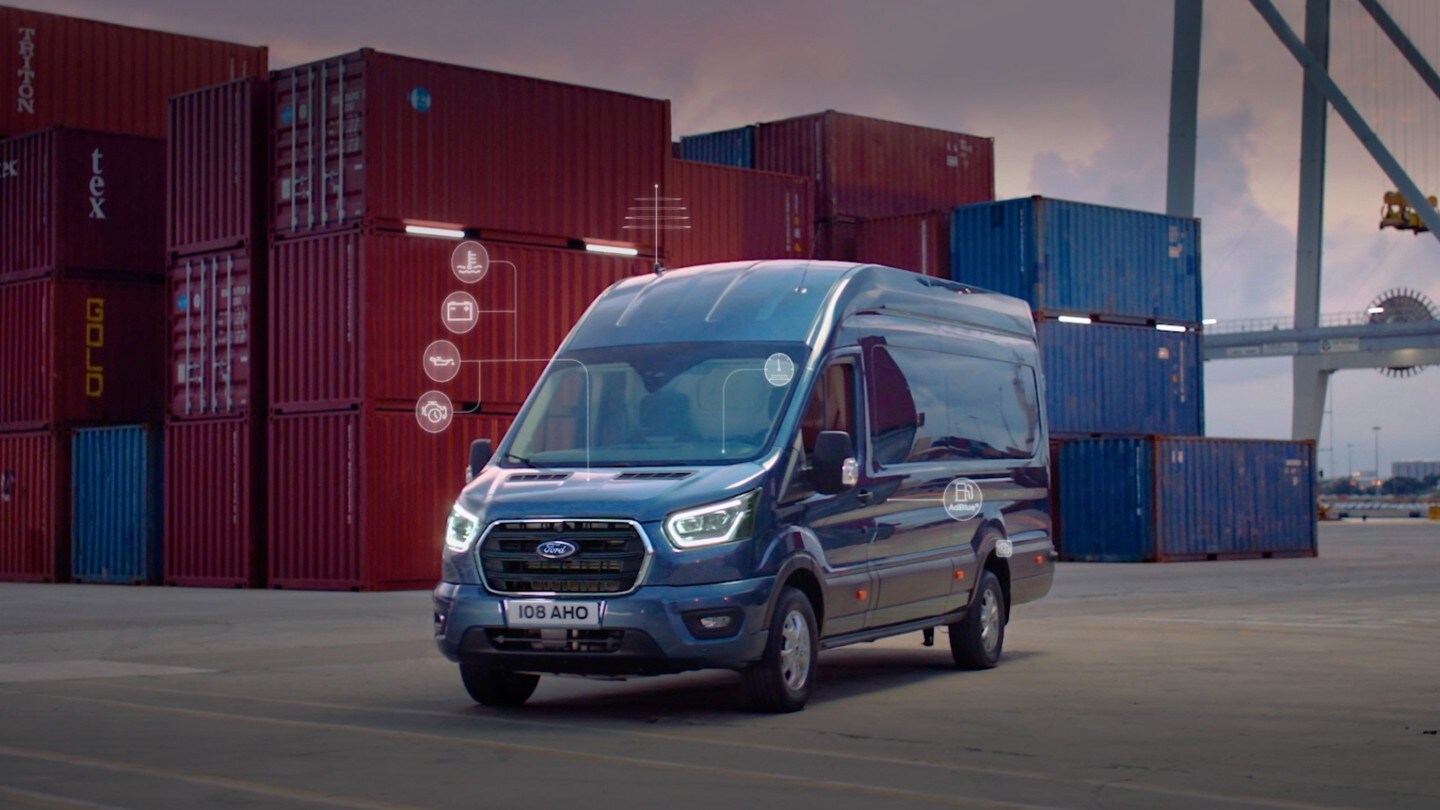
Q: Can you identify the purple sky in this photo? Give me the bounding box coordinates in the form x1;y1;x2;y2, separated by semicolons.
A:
19;0;1440;475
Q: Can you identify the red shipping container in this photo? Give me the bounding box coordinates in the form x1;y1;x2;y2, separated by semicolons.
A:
755;111;994;221
0;429;67;582
269;231;649;414
271;49;670;249
169;249;265;419
164;417;263;588
267;409;515;591
168;77;269;256
663;159;812;268
0;6;266;139
855;211;951;278
0;127;164;281
815;218;859;262
0;275;165;431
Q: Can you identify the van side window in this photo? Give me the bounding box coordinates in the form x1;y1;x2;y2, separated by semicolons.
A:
868;345;1040;464
784;362;856;500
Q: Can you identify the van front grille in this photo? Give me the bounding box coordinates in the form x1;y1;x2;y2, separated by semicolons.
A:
478;520;649;595
485;628;625;653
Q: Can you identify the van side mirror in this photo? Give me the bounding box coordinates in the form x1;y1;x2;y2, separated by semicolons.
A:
467;439;493;483
813;430;858;495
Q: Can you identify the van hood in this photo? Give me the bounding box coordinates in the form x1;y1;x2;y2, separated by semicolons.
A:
456;462;771;525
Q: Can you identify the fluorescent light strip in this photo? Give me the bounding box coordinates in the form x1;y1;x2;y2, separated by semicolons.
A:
1056;315;1092;325
405;225;465;239
585;244;640;257
1367;306;1385;314
1155;323;1188;333
1201;318;1217;325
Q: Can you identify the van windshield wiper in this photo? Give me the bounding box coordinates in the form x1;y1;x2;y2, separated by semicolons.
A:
499;452;545;468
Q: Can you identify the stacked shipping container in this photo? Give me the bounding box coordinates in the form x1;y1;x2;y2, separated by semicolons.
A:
0;126;168;582
0;5;267;139
663;160;812;269
265;52;664;589
164;78;270;587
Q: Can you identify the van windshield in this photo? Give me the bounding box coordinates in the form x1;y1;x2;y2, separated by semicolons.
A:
502;342;810;467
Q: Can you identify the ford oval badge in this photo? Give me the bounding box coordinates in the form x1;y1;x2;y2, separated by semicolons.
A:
536;540;579;560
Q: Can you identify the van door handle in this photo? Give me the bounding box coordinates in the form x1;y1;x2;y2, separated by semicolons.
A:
854;489;873;505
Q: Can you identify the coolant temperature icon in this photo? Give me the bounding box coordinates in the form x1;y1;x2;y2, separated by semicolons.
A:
451;241;490;284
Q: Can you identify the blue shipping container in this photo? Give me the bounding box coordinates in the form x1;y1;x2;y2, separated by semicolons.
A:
679;125;756;169
1040;320;1203;436
71;425;161;584
951;197;1202;324
1054;437;1317;562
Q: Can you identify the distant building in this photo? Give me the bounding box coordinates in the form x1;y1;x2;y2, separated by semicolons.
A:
1391;460;1440;480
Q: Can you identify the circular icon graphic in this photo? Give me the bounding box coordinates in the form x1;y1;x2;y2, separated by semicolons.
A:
763;353;796;387
423;339;462;383
451;241;490;284
943;478;983;521
995;538;1014;558
416;391;454;434
408;86;432;112
442;291;479;335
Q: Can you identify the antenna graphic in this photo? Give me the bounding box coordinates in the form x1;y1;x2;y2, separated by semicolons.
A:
625;183;689;273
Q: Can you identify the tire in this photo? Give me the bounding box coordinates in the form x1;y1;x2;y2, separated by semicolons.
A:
459;663;540;707
949;568;1005;670
741;587;818;713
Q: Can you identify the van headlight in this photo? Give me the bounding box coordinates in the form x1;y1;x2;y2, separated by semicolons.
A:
664;491;757;549
445;503;481;552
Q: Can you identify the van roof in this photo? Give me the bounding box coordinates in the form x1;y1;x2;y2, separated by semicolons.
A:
564;260;1035;350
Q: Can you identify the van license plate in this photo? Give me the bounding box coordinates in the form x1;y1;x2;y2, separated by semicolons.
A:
506;600;603;628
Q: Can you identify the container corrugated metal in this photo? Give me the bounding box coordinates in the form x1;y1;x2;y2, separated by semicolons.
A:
163;416;263;588
0;128;165;281
0;429;66;582
269;232;649;413
0;6;266;139
679;125;756;168
951;197;1203;325
1054;437;1318;562
271;50;670;248
70;425;160;584
167;77;269;256
267;409;515;590
755;111;994;221
814;218;860;262
855;211;950;278
0;275;166;431
664;160;812;268
169;249;265;419
1039;320;1204;437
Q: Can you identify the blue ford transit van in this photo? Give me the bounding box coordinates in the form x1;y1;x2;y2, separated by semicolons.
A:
434;261;1054;712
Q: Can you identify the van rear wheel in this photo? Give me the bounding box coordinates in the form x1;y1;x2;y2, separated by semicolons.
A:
741;587;817;713
459;663;540;707
949;569;1005;670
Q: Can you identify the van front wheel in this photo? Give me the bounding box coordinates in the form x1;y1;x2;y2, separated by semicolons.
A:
949;569;1005;670
741;588;818;713
459;663;540;707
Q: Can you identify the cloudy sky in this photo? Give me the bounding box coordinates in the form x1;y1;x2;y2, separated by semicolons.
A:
20;0;1440;476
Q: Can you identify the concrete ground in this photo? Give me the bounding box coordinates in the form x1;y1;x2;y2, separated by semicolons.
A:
0;520;1436;809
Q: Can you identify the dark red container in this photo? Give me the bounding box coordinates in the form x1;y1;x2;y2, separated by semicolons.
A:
664;159;813;268
169;249;264;419
855;211;951;278
269;231;649;414
0;429;67;582
267;409;515;591
0;275;165;431
271;50;670;249
0;128;165;282
168;77;269;256
164;416;263;588
0;6;266;139
755;111;994;221
814;218;859;262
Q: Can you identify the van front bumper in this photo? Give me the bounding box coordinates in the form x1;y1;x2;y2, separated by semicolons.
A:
433;577;775;676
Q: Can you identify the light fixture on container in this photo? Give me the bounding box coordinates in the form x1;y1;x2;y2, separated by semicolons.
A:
1155;323;1188;333
405;225;466;239
583;239;640;257
1056;315;1092;325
